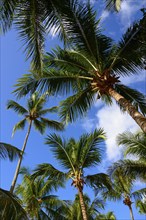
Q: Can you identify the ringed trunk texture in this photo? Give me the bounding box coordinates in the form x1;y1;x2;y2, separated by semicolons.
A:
10;121;32;193
78;187;88;220
108;87;146;133
129;205;135;220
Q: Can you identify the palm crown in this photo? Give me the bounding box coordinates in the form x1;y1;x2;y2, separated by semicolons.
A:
14;5;146;132
32;129;112;220
7;92;64;136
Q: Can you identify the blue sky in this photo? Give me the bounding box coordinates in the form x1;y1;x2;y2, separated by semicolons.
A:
1;0;146;219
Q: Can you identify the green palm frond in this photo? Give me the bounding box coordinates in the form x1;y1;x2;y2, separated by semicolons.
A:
33;119;46;134
38;106;59;115
7;100;28;115
46;134;75;171
78;129;105;169
32;163;67;184
108;159;146;181
0;188;28;220
0;142;21;161
132;188;146;200
115;84;146;115
12;118;26;136
14;0;46;72
85;173;112;191
110;18;146;75
0;0;18;33
41;118;64;131
136;199;146;214
59;88;95;123
117;131;146;158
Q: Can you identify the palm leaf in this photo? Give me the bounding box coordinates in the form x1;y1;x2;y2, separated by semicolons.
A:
7;100;28;115
59;88;95;123
85;173;112;190
0;188;28;220
110;18;146;75
41;117;64;131
46;134;75;171
12;119;26;136
0;142;21;161
78;129;105;169
32;163;67;184
33;119;46;134
132;188;146;200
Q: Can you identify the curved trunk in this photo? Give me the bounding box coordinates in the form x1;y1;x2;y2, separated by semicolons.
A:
78;187;88;220
129;205;135;220
108;87;146;133
10;121;32;193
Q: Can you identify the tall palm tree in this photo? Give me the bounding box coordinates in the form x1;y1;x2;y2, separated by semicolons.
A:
14;5;146;132
32;129;112;220
0;142;21;161
7;92;64;193
15;168;70;220
106;167;146;220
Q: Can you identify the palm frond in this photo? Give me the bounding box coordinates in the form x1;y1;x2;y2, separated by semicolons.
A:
12;119;26;136
117;131;146;158
14;0;46;72
59;88;95;124
0;142;21;161
38;106;59;115
78;129;105;169
85;173;112;191
115;84;146;115
41;118;64;131
7;100;28;115
0;0;18;33
32;163;67;184
0;188;28;220
111;17;146;75
132;188;146;200
46;134;75;171
33;119;46;134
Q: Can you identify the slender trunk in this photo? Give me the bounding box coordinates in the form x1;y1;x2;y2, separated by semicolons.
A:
129;205;135;220
78;187;88;220
108;87;146;133
10;121;32;193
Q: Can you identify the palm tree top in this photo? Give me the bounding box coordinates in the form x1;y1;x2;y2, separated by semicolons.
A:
7;92;64;136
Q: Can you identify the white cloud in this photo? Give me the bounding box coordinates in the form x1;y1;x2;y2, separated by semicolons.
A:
100;10;110;22
120;70;146;86
118;0;146;30
96;102;139;161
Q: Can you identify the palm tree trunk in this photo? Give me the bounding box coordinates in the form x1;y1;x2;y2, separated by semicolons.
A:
78;187;88;220
129;205;135;220
108;87;146;133
10;121;32;193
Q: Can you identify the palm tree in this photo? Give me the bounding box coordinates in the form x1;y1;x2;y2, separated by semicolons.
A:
106;167;146;220
0;142;21;161
95;211;116;220
15;168;70;219
14;5;146;132
7;92;64;193
32;129;112;220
